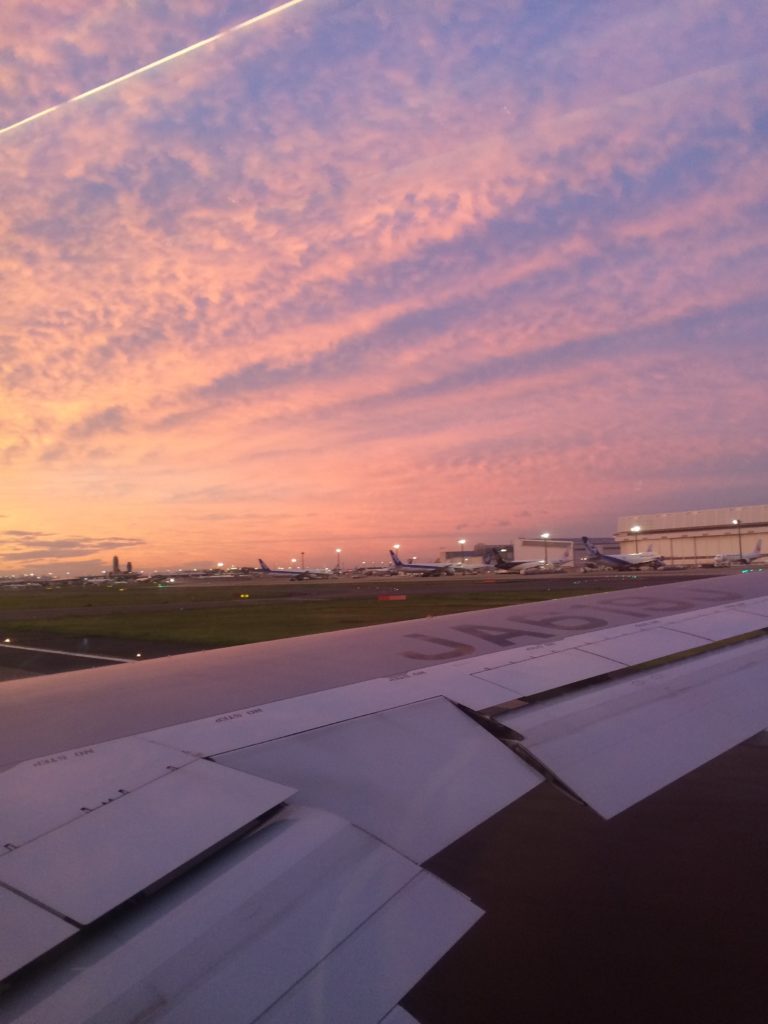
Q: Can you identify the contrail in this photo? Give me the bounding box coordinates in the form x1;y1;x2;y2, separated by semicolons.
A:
1;0;312;138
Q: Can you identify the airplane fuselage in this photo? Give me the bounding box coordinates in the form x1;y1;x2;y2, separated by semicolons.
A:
581;537;663;571
258;559;332;579
389;551;454;575
396;563;454;576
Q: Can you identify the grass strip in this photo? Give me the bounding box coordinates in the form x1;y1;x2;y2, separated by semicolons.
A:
1;590;599;648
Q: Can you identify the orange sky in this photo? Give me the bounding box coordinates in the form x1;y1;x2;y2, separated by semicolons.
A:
2;0;768;574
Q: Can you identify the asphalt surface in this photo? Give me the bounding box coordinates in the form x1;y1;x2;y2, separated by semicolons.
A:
407;735;768;1024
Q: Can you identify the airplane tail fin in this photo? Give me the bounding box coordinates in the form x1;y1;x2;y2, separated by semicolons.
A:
581;536;599;555
389;549;403;567
258;559;271;572
746;539;763;560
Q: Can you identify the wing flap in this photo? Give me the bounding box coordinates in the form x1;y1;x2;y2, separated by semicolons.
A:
214;697;542;863
256;871;481;1024
3;807;477;1024
0;737;195;853
475;648;625;697
469;598;768;701
653;606;768;641
579;625;715;665
0;760;294;926
500;637;768;817
0;889;77;982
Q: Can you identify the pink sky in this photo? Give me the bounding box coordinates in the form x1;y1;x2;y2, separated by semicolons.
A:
2;0;768;574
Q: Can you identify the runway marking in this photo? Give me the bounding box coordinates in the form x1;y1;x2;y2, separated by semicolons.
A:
1;0;312;138
1;643;131;662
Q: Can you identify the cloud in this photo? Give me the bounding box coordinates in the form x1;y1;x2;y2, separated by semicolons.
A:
0;0;281;127
1;1;767;568
0;531;145;573
66;405;128;439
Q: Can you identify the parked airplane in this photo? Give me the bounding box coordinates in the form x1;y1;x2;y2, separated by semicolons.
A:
482;548;533;572
1;574;768;1022
581;536;664;570
483;548;570;574
516;548;571;574
389;549;455;575
449;562;483;574
258;558;333;579
713;538;764;567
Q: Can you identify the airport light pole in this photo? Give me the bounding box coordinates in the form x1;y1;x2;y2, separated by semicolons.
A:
458;538;466;561
630;524;641;553
540;532;550;563
732;519;742;560
335;548;342;572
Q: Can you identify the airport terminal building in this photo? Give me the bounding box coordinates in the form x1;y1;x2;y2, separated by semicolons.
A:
441;506;768;569
616;503;768;566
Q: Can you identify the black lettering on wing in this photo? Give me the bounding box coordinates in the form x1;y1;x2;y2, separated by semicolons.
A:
506;614;608;632
455;624;554;647
401;634;476;660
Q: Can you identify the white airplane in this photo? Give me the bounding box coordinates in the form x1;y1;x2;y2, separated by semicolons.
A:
2;572;768;1023
258;558;333;579
485;548;570;574
389;549;455;575
713;538;764;567
516;548;571;574
482;549;532;572
582;536;665;570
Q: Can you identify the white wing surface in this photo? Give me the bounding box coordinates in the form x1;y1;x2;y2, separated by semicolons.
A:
1;573;767;1022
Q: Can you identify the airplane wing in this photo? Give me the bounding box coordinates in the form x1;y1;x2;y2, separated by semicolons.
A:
2;573;768;1023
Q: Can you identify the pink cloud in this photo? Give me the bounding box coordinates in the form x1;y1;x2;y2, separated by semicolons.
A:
2;2;767;570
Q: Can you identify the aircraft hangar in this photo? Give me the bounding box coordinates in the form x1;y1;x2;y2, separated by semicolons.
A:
616;503;768;566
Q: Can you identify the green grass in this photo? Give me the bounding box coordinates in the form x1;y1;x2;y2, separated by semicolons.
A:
0;587;604;649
